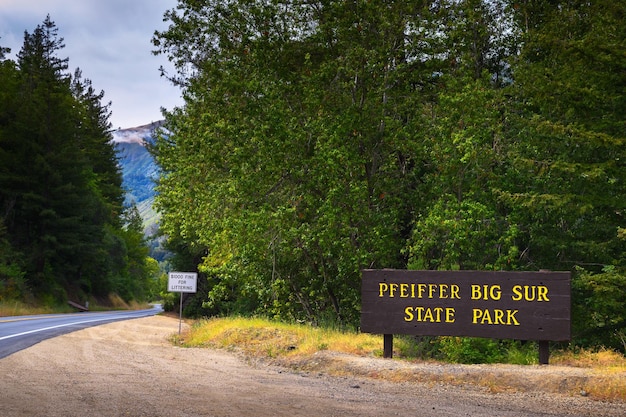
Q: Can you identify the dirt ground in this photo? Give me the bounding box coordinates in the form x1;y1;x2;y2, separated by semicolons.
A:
0;315;624;417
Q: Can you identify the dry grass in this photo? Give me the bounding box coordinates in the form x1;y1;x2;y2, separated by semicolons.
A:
552;347;626;368
0;301;59;316
550;348;626;401
182;316;383;358
0;295;151;317
106;294;151;311
180;316;626;403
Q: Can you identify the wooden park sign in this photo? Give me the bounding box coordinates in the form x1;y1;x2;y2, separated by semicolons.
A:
361;269;570;364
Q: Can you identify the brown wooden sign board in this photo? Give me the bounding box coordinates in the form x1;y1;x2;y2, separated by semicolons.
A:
361;269;571;342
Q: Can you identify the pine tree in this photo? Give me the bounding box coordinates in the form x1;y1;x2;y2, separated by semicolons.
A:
71;69;124;217
502;0;626;270
1;16;136;301
0;43;27;300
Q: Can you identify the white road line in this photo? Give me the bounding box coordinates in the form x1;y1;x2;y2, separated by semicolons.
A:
0;314;142;341
0;314;81;323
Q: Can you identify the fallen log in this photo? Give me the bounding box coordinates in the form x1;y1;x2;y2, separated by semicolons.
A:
67;300;88;311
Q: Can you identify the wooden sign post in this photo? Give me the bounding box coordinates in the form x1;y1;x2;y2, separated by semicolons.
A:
361;270;570;364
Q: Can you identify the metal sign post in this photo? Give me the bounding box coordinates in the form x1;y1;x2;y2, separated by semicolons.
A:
168;272;198;335
178;292;183;335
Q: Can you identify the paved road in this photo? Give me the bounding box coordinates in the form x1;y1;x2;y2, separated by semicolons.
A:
0;305;162;358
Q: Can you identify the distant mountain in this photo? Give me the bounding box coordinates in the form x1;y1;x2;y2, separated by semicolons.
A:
111;121;163;235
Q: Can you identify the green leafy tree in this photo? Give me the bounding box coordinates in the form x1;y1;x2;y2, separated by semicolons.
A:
152;0;626;344
400;0;518;270
153;1;447;324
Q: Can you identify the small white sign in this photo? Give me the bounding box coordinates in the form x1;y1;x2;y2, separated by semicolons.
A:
168;271;198;293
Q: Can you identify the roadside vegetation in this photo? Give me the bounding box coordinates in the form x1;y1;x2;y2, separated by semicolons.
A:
152;0;626;357
0;17;156;309
0;295;150;316
175;316;626;402
3;1;625;383
0;301;64;316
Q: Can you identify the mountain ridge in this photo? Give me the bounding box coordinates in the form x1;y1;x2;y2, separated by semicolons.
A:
111;120;165;145
112;121;162;232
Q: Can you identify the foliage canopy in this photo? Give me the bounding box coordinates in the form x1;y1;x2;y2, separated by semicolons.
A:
152;0;625;350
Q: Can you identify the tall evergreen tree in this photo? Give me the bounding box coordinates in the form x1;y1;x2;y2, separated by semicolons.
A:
500;0;626;348
71;68;124;219
8;16;81;296
502;0;626;271
0;41;27;300
0;16;147;303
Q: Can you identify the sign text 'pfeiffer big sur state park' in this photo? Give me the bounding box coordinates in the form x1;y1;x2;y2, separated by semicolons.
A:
361;270;571;341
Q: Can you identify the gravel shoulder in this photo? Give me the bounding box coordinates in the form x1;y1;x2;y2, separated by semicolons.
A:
0;315;624;417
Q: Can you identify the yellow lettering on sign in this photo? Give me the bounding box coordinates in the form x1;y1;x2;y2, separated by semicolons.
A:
378;283;461;299
417;284;426;298
400;283;409;298
511;285;550;301
428;284;437;298
404;307;456;323
472;308;520;325
379;283;388;297
446;307;455;323
450;284;460;299
470;284;501;300
389;283;398;297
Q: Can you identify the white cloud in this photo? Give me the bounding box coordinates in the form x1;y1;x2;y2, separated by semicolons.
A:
0;0;182;129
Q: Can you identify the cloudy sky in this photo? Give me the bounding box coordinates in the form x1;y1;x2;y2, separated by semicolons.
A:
0;0;183;129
